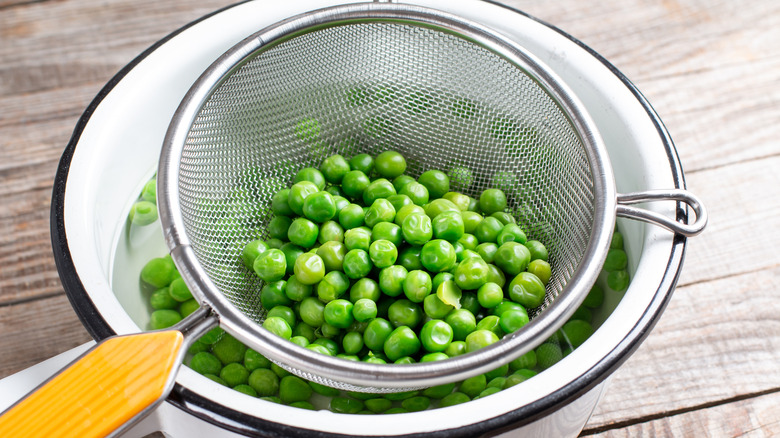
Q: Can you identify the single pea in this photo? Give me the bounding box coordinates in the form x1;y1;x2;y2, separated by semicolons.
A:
536;342;564;369
384;326;421;361
280;275;309;302
150;309;182;330
365;198;396;227
420;319;454;353
363;317;394;351
465;329;500;353
330;397;365;414
363;178;396;206
398;181;429;206
339;203;366;229
497;223;528;246
378;265;408;297
486;263;507;288
306;343;333;356
459;374;487;399
199;327;224;345
349;153;375;175
418;169;450;199
129;201;158;226
323;299;355;329
423;293;454;319
386;194;412;213
431;271;455;291
476;242;499;264
342;331;365;355
494;241;532;276
560;319;594;348
294;167;326;191
344;226;372;251
277;243;302;276
178;299;199;318
424;198;460;219
316;241;347;272
212;333;247;365
333;195;350;214
140;256;177;289
401;213;433;246
287;181;319;216
444;340;467;357
220;362;250;387
150;287;178;310
508;272;546;308
279;375;314;403
476;315;505;338
267;306;296;328
309;380;341;397
244;349;272;371
293;253;325;285
401;396;431;412
369;239;398;268
352;298;378;323
457;233;479;251
388;299;423;329
500;307;530;334
248;368;280;397
527;259;552;285
420;239;457;273
522;240;547;262
607;270;630;291
342;249;372;279
253;249;287;282
263;316;292;339
403;270;432;303
479;188;507;215
460;249;481;261
397;245;423;271
371;222;403;248
477;282;504;308
604;248;628;271
266;238;284;249
365;397;393;414
611;231;625;250
394;203;426;227
242;239;269;270
583;284;604;308
392;175;415;192
140;178;157;203
453;257;489;290
266;216;292;241
440;391;470;407
490;211;517;225
374;150;407;179
441;192;469;212
320;154;351;184
317;271;350;302
341;170;371;200
431;210;465;242
445;308;477;341
474;216;504;244
271;189;294;217
287;217;319;248
461;211;483;234
508;350;537;371
302;191;337;223
422;382;457;399
189;352;222;375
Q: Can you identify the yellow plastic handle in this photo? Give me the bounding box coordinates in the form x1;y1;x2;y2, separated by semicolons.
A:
0;330;183;438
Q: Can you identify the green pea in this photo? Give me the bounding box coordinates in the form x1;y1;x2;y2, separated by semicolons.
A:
309;380;341;397
369;239;398;268
475;242;498;264
420;239;457;273
140;256;177;289
242;240;269;270
494;242;532;276
344;226;372;251
536;342;563;369
396;245;422;271
611;231;624;250
253;249;287;282
453;257;489;290
499;308;530;334
497;223;527;245
339;203;365;229
294;167;326;191
248;368;280;397
431;272;455;292
244;349;272;371
461;211;483;234
129;201;158;226
365;397;393;414
440;391;470;407
199;327;224;345
316;241;347;272
386;194;412;213
418;169;450;199
476;315;504;338
399;181;429;206
352;298;378;322
486;263;507;288
363;317;394;351
349;153;375;175
444;340;467;357
266;216;292;241
474;216;503;243
388;299;423;329
583;284;604;308
378;265;408;297
307;343;333;356
204;374;227;386
384;326;421;361
342;331;365;355
374;150;407;179
365;198;396;227
267;305;296;328
394;203;426;226
220;362;250;387
527;259;552;285
263;316;292;339
287;217;319;248
457;233;478;251
604;248;628;271
363;178;397;206
479;188;507;215
477;282;503;308
401;396;431;412
212;333;247;365
323;299;355;329
317;271;350;302
330;397;365;414
320;154;351;184
459;374;486;398
607;270;630;291
445;308;477;341
343;249;372;279
490;211;516;225
423;293;454;319
287;181;319;216
302;191;337;223
420;319;453;353
341;170;371;200
266;238;284;249
189;352;222;375
371;222;403;247
436;279;462;309
347;278;379;303
465;329;500;353
560;319;594;348
293;253;325;285
508;272;546;308
260;281;289;312
431;210;465;242
150;309;182;330
442;192;470;212
401;213;433;246
272;189;294;217
150;287;177;310
424;198;460;219
403;270;432;303
392;175;415;192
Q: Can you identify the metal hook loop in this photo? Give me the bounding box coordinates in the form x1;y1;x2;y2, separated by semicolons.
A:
616;189;707;237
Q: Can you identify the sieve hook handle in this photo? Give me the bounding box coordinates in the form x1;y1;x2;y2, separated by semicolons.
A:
616;189;707;237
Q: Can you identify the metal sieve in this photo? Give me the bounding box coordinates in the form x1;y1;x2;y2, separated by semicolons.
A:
157;2;705;392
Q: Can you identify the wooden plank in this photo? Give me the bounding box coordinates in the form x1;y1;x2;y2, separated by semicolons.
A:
585;264;780;429
0;294;92;379
585;390;780;437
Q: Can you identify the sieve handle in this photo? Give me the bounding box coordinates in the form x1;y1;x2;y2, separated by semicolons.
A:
0;308;216;438
616;189;707;237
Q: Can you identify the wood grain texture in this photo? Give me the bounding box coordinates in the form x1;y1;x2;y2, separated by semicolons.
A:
0;0;778;436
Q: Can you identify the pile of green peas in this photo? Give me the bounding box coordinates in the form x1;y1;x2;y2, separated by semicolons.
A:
135;149;630;413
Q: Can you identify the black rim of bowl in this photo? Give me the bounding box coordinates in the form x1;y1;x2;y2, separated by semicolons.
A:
50;1;689;436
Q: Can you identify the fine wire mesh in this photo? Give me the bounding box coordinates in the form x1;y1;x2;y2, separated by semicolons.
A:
177;21;595;386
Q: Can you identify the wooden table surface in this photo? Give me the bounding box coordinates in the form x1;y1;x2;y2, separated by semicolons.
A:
1;0;778;436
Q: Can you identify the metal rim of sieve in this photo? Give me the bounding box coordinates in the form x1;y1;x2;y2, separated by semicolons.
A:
158;2;614;391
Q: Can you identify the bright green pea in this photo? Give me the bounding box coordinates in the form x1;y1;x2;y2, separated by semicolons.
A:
341;170;371;200
461;211;483;234
342;331;365;355
320;154;351;184
284;275;312;301
287;181;319;216
403;270;432;303
178;299;198;319
394;203;426;226
263;316;292;339
445;308;477;341
424;198;459;219
374;150;407;179
442;192;470;212
302;191;337;223
307;343;333;356
423;293;454;319
292;323;317;343
267;305;296;328
608;270;630;291
474;216;503;244
457;233;478;251
150;309;182;329
253;249;287;282
363;178;396;206
420;239;457;273
490;211;516;225
369;239;398;268
431;271;455;291
363;317;394;351
352;298;378;322
243;349;271;372
299;297;325;327
402;213;433;246
339;203;366;229
459;374;487;398
199;327;224;345
497;223;527;245
508;272;546;308
242;240;269;270
420;319;453;353
432;210;465;242
397;245;423;271
294;253;325;285
500;308;530;333
384;326;421;361
266;216;292;241
399;181;429;206
386;194;412;213
527;259;552;285
294;167;326;191
476;315;504;338
344;226;372;251
392;175;415;192
388;299;423;329
266;238;284;249
440;391;470;407
560;319;593;348
220;362;250;387
477;282;503;308
494;241;532;276
349;153;374;175
343;249;372;279
212;333;248;366
317;271;350;302
287;217;319;248
604;248;628;271
140;256;177;289
418;169;450;199
476;242;498;264
401;395;431;412
453;257;489;290
316;241;347;272
365;397;393;414
444;340;467;357
189;352;222;375
611;231;624;250
272;189;294;217
129;200;158;226
378;265;408;297
465;329;500;353
248;368;279;397
150;287;177;310
479;188;507;215
371;222;403;247
323;299;355;329
277;242;302;276
365;198;396;227
486;263;506;288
